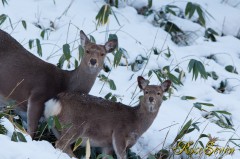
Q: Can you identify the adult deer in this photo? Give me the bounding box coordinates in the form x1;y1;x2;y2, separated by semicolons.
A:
0;29;117;138
44;76;171;159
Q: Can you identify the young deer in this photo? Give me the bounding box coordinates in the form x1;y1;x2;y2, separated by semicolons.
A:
44;76;171;159
0;29;117;138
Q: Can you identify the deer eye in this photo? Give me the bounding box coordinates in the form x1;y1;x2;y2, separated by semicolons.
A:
157;92;161;95
101;53;105;56
86;50;90;54
145;91;149;94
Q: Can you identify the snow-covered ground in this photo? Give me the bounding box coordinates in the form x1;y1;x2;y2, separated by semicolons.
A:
1;0;240;158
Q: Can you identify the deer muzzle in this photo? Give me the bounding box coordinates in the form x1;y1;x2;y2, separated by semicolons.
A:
90;58;97;66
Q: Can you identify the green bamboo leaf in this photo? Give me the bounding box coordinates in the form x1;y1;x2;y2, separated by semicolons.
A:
16;132;27;142
211;111;221;119
105;92;112;100
207;28;218;35
197;102;214;107
188;4;196;19
11;132;18;142
54;116;62;131
98;74;108;82
74;59;79;69
198;141;204;148
188;59;195;72
153;70;163;83
0;123;7;135
37;122;48;136
208;71;218;80
186;127;195;134
63;44;71;60
197;61;207;78
148;70;152;77
168;73;182;85
192;122;200;131
167;5;179;8
73;138;82;151
29;39;34;49
113;49;123;67
114;0;118;8
96;4;111;26
108;34;118;41
223;115;233;126
193;102;202;110
109;79;116;90
185;2;192;16
188;59;207;80
199;134;208;138
36;39;42;57
105;5;112;23
193;68;198;80
196;6;205;26
0;14;7;25
1;0;8;6
214;110;231;115
111;96;117;102
57;54;66;69
148;0;152;8
174;119;192;142
166;7;176;16
21;20;27;30
14;122;27;134
166;5;179;16
225;65;238;74
40;30;45;39
181;96;196;100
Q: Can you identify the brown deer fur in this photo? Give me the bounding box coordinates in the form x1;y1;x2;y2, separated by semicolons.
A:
44;76;171;159
0;29;117;137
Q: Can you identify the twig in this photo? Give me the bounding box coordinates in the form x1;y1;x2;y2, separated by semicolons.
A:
57;0;75;20
129;28;159;103
159;123;179;132
6;79;24;99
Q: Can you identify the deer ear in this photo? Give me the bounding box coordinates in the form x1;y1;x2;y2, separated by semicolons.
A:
105;39;118;53
160;80;171;92
80;30;90;48
137;76;149;90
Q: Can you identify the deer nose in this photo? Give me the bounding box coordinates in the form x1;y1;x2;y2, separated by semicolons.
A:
149;97;154;102
90;59;97;65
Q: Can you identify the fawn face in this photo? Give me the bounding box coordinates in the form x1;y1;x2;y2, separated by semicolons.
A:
80;31;117;74
138;76;171;112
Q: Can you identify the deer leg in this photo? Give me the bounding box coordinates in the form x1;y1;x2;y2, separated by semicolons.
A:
27;94;46;138
112;133;127;159
56;140;75;157
55;128;77;158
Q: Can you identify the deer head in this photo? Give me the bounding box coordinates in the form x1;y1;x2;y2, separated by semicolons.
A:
80;31;117;74
138;76;171;112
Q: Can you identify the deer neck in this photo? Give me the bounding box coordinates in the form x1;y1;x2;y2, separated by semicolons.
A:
66;61;100;94
135;99;159;133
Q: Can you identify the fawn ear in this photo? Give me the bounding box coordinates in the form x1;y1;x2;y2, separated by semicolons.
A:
80;30;90;48
160;80;171;92
105;39;118;53
137;76;149;90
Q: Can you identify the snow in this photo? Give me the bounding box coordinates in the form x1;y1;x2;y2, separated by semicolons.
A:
0;118;73;159
0;0;240;158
